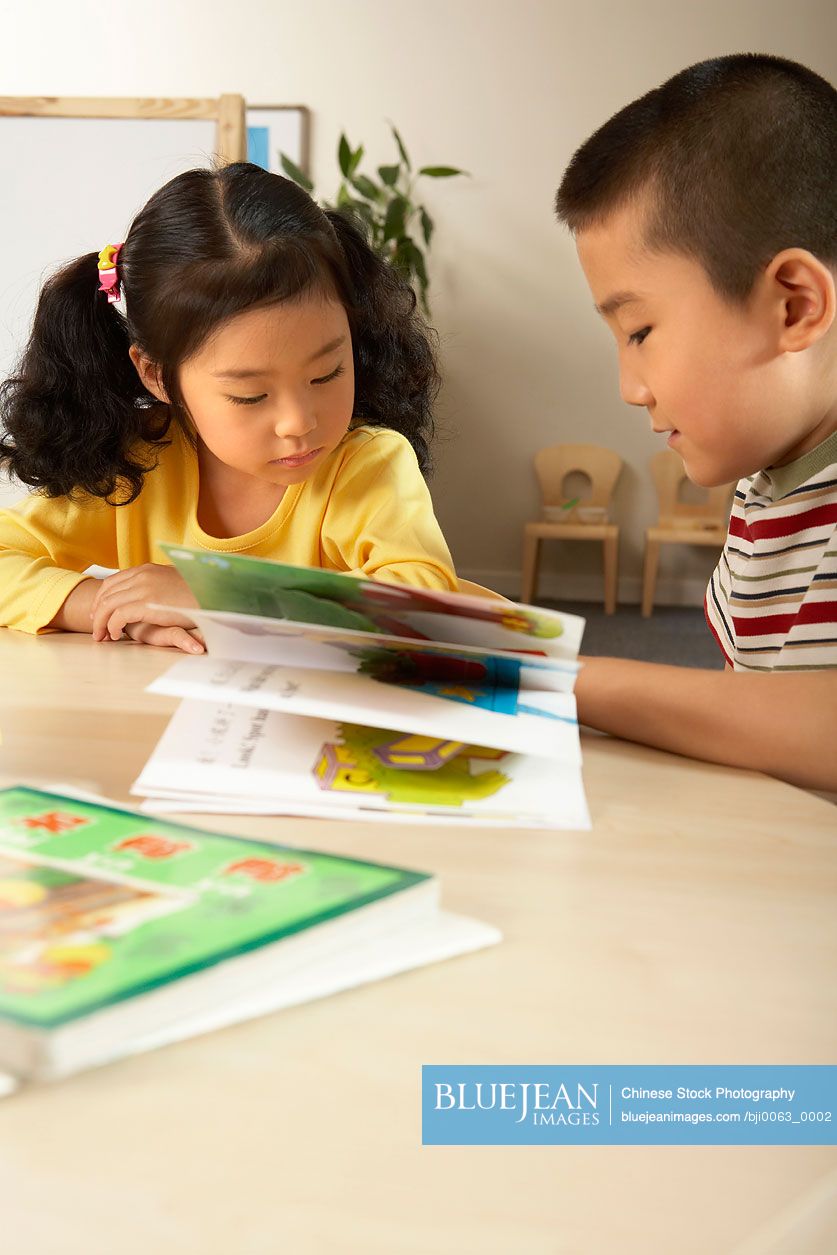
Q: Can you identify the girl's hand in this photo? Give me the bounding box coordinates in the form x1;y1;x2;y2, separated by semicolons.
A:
90;563;203;652
122;620;205;653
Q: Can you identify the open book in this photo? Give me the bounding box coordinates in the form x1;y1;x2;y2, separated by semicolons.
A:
133;547;590;829
0;786;499;1083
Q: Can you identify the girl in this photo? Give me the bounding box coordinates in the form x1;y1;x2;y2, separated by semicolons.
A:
0;162;458;654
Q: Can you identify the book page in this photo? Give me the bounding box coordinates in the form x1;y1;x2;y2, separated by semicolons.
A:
149;655;581;762
132;700;591;830
162;545;585;660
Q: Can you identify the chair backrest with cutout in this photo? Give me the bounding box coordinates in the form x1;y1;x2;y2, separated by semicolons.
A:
533;443;623;510
649;450;733;528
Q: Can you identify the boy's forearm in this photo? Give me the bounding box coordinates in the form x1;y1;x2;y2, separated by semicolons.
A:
574;656;837;793
47;578;98;633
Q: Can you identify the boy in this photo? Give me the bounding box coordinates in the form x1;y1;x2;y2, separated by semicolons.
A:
555;53;837;793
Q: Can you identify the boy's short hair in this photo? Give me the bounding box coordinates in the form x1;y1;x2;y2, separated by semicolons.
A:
555;54;837;301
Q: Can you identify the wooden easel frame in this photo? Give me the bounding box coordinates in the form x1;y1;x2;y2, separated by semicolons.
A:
0;94;247;163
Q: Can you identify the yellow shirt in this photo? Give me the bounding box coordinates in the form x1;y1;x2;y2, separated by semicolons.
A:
0;423;457;634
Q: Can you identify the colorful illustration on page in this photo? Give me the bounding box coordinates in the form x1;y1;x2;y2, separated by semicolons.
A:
313;724;510;808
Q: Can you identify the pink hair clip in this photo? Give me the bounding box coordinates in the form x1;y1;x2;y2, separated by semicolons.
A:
97;242;124;304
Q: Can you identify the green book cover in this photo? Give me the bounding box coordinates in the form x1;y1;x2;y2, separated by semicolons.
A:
161;543;564;641
0;787;427;1031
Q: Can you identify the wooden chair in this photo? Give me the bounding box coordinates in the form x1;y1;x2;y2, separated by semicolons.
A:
521;444;622;613
641;450;733;617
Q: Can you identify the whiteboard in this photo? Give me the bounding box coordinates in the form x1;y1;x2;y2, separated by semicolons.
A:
0;117;225;379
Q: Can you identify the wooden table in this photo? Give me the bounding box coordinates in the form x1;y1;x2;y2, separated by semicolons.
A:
0;630;834;1254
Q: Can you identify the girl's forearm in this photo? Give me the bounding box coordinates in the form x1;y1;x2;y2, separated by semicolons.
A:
574;655;837;792
47;578;99;633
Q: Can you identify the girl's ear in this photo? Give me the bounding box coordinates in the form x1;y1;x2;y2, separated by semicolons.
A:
129;345;170;402
767;249;836;353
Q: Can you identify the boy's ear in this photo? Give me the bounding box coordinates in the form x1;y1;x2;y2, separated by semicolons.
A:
129;345;170;403
766;249;836;352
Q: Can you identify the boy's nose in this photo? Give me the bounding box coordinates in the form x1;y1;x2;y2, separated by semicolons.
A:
619;364;654;408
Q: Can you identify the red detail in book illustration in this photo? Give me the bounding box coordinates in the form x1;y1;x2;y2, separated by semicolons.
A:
223;857;305;883
114;834;194;859
20;811;90;834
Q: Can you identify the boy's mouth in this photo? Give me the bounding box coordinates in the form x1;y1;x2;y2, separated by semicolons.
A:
652;424;680;445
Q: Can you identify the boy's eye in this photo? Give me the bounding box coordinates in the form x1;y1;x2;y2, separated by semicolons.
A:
628;327;651;346
227;394;268;406
311;363;345;386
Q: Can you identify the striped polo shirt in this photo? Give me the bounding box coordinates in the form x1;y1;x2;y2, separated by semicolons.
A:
705;429;837;671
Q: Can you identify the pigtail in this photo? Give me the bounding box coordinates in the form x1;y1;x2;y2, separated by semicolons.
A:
324;209;440;475
0;251;169;504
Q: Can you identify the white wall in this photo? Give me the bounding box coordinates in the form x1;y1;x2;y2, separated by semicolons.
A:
3;0;835;603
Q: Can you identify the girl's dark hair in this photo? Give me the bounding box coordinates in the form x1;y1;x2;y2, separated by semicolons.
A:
1;163;440;502
555;54;837;302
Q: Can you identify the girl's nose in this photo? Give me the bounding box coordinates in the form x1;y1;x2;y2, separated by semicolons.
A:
273;398;317;439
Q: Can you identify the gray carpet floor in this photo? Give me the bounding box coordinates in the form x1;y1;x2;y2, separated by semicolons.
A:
538;600;725;669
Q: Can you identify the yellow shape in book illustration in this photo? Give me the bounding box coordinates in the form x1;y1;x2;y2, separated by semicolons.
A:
436;685;477;703
314;725;509;808
0;878;47;908
375;734;465;769
1;941;113;993
0;850;184;995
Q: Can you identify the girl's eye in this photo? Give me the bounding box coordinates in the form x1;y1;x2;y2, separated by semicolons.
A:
628;327;651;346
311;363;345;386
227;394;268;406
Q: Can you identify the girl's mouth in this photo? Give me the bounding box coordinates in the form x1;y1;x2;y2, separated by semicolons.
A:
271;447;323;468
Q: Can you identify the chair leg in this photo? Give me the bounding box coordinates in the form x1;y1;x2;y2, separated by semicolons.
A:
641;537;660;617
602;533;619;615
521;533;541;604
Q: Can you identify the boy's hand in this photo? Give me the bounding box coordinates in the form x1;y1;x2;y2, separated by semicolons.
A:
90;564;203;652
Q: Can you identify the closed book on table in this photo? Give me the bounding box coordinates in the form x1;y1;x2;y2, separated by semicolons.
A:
0;787;499;1083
